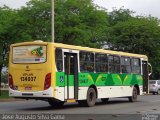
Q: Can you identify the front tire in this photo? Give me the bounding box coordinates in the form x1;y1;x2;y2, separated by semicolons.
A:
128;87;138;102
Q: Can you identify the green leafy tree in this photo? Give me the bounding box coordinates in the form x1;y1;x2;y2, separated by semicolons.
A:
13;0;109;48
100;8;134;48
107;11;160;79
55;0;109;48
15;0;52;41
0;6;18;95
108;8;134;26
2;68;8;84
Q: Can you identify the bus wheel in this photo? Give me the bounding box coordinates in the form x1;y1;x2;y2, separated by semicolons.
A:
101;98;109;104
48;99;64;108
128;87;138;102
78;88;96;107
86;88;96;107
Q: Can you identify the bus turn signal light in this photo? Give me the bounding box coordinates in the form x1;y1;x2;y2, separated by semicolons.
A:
9;74;14;90
44;73;51;90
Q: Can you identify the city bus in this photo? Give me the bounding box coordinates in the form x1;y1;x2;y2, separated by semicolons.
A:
9;41;152;107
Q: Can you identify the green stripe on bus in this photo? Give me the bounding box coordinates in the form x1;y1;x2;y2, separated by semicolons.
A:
56;72;143;87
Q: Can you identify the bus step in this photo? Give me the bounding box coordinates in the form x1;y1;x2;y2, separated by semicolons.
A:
66;99;76;103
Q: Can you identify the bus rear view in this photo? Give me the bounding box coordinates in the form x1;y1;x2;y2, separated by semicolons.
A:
9;41;54;99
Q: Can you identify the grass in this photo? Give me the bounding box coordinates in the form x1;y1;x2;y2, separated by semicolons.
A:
0;90;11;99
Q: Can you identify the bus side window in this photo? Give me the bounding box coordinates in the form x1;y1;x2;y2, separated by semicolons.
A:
108;55;114;73
95;53;108;73
114;56;120;73
121;57;131;73
80;51;94;72
108;55;120;73
55;48;63;72
132;58;141;74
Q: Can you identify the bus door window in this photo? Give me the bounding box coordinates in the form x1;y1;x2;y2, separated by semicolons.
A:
64;54;68;74
55;48;63;72
64;54;75;75
70;55;74;75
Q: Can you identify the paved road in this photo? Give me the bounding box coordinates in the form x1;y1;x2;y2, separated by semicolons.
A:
0;95;160;120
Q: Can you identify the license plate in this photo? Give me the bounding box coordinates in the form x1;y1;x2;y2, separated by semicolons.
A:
20;76;36;81
25;86;32;90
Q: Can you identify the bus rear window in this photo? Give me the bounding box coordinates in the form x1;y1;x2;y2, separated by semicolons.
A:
13;45;47;63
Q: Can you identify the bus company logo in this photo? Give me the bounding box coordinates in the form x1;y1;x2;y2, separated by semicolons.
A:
26;66;29;69
25;65;30;71
142;113;158;120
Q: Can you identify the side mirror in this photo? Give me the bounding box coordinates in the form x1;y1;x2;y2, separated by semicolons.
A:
148;63;152;76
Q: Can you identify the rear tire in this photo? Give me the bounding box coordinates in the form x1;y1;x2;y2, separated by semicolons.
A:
48;99;64;108
78;88;96;107
128;87;138;102
101;98;109;104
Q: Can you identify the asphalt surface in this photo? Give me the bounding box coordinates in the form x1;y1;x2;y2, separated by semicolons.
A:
0;95;160;120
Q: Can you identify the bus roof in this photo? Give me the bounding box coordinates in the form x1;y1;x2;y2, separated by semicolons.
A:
11;41;148;60
53;43;148;60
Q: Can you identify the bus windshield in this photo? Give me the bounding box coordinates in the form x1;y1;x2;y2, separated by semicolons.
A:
12;45;47;63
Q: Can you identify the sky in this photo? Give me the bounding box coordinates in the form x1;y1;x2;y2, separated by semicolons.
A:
94;0;160;18
0;0;29;9
0;0;160;18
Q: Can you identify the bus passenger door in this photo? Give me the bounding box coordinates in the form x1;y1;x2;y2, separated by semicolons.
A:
142;61;149;94
64;52;78;100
